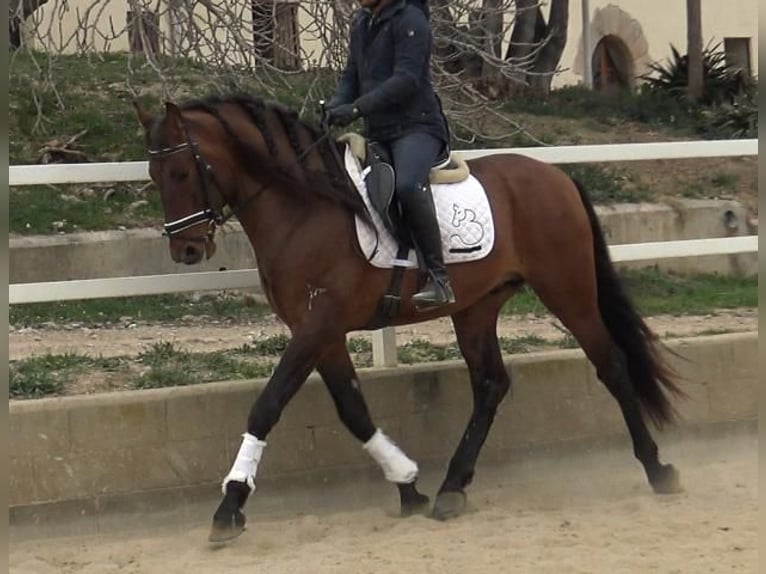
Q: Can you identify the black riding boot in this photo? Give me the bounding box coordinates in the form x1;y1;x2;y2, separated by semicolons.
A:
404;183;456;310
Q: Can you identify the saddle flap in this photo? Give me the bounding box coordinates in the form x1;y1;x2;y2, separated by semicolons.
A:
364;160;395;220
363;143;404;242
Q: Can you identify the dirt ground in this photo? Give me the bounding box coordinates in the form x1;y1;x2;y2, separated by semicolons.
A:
9;427;757;574
9;309;758;361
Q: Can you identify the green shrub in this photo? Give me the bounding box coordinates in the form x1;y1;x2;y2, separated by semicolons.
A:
559;164;650;204
698;90;758;139
504;85;697;132
643;42;754;106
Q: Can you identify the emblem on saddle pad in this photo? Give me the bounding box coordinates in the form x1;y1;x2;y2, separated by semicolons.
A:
449;204;484;253
342;140;496;270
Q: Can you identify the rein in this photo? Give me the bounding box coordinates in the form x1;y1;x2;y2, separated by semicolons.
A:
149;112;335;242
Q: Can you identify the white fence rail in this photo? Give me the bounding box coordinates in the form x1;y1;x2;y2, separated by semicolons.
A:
9;140;758;367
8;140;758;186
7;236;758;306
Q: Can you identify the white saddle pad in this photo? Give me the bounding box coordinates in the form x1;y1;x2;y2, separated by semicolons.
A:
345;146;495;269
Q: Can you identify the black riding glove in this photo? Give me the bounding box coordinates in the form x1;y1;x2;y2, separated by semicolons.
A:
327;103;361;127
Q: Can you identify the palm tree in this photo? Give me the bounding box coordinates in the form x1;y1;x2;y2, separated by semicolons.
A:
686;0;703;102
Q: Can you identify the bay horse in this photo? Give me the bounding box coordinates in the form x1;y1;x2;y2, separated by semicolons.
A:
134;94;684;543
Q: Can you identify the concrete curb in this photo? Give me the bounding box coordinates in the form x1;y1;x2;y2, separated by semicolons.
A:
9;332;757;534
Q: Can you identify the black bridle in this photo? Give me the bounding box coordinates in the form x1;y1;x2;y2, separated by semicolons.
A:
148;104;336;242
148;118;227;242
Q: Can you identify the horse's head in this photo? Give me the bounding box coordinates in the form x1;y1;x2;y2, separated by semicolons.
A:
134;101;233;265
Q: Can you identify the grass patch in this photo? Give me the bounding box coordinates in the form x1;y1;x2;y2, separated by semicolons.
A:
620;269;757;314
9;51;336;165
237;335;292;356
134;342;275;390
694;328;737;337
681;182;708;198
8;335;561;399
346;336;374;367
500;268;756;317
8;306;751;399
10;293;271;328
3;336;556;398
560;164;650;204
347;336;373;354
9;51;206;163
10;353;79;397
710;171;739;190
10;184;162;235
500;288;548;316
9;353;124;398
8;344;278;398
392;335;561;365
498;335;549;354
397;339;463;364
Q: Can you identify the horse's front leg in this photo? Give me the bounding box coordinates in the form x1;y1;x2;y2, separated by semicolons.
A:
209;331;322;543
317;340;430;517
432;301;511;521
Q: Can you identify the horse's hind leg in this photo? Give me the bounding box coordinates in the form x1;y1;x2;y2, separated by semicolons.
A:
553;311;679;492
317;340;430;517
433;291;512;520
527;271;681;494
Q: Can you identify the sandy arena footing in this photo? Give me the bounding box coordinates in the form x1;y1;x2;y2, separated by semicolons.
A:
9;422;757;574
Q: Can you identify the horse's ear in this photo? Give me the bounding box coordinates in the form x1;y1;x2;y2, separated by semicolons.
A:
133;100;154;132
164;101;183;125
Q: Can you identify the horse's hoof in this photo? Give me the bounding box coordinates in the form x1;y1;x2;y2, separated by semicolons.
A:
401;492;430;518
398;481;430;518
431;490;466;521
208;509;247;544
650;464;683;495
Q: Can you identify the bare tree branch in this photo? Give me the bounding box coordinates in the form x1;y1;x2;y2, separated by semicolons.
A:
11;0;570;143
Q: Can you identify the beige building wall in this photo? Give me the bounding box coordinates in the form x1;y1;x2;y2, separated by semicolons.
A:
23;0;759;89
25;0;264;66
24;0;132;52
555;0;759;88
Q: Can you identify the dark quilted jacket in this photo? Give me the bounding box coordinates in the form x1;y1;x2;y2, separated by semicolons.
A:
329;0;449;144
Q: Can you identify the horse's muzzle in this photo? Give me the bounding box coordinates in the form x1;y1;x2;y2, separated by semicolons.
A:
169;234;217;265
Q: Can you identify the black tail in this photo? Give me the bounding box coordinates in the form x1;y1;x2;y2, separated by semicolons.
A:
573;179;685;427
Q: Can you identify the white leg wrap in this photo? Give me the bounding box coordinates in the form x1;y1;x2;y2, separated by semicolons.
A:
363;429;418;483
222;433;267;494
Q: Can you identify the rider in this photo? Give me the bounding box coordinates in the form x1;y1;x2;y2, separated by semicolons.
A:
325;0;455;310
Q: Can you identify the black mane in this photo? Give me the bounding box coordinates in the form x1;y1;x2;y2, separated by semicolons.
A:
179;93;371;225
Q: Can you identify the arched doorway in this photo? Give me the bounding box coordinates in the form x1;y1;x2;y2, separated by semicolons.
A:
592;35;635;92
